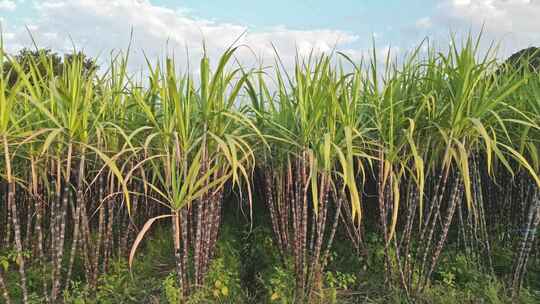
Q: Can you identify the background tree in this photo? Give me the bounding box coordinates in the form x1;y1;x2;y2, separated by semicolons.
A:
2;48;98;87
503;47;540;72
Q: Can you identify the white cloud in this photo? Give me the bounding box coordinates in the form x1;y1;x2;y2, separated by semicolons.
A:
416;17;432;29
4;0;360;71
437;0;540;55
452;0;471;6
0;0;16;11
3;0;539;74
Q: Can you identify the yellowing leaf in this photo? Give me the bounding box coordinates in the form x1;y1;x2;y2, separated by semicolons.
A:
221;286;229;296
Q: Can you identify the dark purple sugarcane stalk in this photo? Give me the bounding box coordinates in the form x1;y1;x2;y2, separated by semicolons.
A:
422;175;463;290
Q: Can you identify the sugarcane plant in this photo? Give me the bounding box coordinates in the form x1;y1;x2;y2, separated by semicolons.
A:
247;53;373;302
128;47;258;302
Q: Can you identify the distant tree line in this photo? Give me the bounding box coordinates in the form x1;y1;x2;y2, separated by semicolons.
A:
2;48;98;87
2;45;538;88
503;46;540;72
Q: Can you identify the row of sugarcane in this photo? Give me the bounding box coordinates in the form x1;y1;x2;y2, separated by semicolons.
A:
0;35;539;303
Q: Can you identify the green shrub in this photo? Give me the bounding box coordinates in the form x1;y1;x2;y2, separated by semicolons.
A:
264;264;296;304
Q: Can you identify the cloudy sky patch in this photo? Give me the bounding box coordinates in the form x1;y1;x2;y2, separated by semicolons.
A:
1;0;538;70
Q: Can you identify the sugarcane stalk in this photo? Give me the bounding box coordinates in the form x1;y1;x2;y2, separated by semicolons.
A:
4;136;29;304
172;210;184;303
422;175;463;290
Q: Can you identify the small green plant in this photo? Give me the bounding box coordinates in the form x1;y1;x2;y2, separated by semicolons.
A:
324;271;357;304
264;265;296;304
325;270;357;291
63;281;91;304
94;260;142;303
0;249;31;271
163;272;181;304
177;234;245;304
194;256;243;303
63;259;159;304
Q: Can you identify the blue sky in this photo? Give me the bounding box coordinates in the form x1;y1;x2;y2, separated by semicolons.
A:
1;1;539;69
152;0;434;32
3;1;434;29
